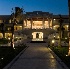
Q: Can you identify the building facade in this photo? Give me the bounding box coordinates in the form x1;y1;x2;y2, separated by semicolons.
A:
0;10;69;41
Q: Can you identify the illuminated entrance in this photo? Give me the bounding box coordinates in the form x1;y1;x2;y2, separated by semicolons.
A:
32;32;43;41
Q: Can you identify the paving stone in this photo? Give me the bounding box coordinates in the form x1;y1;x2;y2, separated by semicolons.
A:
4;43;68;69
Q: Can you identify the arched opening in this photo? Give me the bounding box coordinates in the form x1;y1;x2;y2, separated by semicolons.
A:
32;32;43;41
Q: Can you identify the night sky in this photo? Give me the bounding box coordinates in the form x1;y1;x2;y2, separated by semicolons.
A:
0;0;68;15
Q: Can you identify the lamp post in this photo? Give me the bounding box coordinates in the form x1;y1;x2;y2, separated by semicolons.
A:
68;0;70;56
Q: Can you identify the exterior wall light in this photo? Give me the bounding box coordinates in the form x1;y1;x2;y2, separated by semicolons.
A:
65;37;67;39
67;25;69;28
54;19;56;20
54;26;55;27
8;38;10;40
54;36;55;38
58;36;59;39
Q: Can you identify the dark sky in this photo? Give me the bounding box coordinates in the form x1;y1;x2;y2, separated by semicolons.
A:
0;0;68;15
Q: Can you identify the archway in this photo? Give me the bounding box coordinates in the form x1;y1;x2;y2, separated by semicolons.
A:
32;32;43;41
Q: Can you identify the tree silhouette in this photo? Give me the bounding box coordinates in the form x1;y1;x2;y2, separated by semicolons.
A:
58;15;64;47
0;23;5;38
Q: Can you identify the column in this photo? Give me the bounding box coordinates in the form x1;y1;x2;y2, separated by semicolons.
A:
43;18;45;29
26;19;27;27
51;17;53;29
51;19;53;29
48;19;50;28
31;18;33;29
22;19;24;29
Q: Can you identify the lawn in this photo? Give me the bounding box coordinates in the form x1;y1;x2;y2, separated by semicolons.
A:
0;44;28;69
50;46;70;68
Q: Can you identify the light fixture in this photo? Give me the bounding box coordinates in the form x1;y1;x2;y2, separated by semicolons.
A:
54;26;55;27
67;25;69;27
65;37;67;39
54;19;56;20
8;38;10;40
1;58;3;60
58;36;59;39
52;40;55;44
54;36;55;38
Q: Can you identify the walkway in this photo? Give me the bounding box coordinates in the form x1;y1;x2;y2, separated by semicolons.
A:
4;43;68;69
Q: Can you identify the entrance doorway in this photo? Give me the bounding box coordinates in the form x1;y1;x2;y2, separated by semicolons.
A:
32;32;43;41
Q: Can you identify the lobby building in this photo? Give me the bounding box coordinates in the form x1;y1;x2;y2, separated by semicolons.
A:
0;9;69;41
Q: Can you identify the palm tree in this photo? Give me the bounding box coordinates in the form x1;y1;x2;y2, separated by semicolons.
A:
10;7;23;48
58;15;63;47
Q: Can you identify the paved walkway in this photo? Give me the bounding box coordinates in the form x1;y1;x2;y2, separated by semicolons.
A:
4;43;68;69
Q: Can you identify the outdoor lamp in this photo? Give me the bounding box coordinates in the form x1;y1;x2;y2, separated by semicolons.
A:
52;39;55;47
54;36;55;39
52;39;55;44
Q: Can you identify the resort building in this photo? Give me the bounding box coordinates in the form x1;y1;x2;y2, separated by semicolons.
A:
0;7;69;41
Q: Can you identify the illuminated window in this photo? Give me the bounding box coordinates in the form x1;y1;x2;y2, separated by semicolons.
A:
9;20;11;23
0;20;3;23
8;28;11;30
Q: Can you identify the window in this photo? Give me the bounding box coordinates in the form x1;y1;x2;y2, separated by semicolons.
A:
0;20;3;23
8;27;11;31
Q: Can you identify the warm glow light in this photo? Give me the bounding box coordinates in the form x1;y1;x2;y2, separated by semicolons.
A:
67;25;69;28
54;19;56;20
65;37;67;39
54;36;55;38
8;38;10;40
54;26;55;27
58;36;59;39
13;34;14;48
68;40;70;56
20;26;22;27
1;58;3;60
32;32;43;41
14;48;15;49
16;37;18;38
52;40;55;43
66;55;68;56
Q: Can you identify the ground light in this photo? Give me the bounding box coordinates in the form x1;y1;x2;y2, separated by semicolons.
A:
1;58;3;60
13;48;15;49
54;36;55;39
65;37;67;39
52;39;55;43
52;39;55;47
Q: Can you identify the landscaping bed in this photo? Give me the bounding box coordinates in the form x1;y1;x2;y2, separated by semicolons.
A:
0;38;10;44
0;44;27;69
50;46;70;68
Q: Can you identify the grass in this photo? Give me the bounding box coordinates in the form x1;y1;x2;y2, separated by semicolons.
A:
50;46;70;68
0;44;27;69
